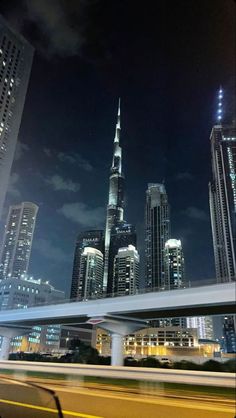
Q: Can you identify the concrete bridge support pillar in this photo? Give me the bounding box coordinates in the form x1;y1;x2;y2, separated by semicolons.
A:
111;333;124;366
0;336;12;360
88;315;147;366
0;325;32;360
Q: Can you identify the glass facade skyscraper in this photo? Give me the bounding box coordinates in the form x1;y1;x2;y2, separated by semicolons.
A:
0;17;34;220
164;239;185;290
70;230;104;299
0;202;38;280
209;120;236;282
104;99;125;292
145;183;170;289
114;245;139;296
78;247;103;300
107;221;136;295
208;90;236;352
222;316;236;353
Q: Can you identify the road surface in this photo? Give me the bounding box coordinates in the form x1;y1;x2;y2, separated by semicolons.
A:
0;379;235;418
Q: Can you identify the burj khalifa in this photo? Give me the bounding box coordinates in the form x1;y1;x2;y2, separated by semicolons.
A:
103;99;125;292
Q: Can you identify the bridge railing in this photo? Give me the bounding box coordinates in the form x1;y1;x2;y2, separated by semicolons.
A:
0;360;235;387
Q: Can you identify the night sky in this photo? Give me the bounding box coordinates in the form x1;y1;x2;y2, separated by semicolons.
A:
0;0;235;295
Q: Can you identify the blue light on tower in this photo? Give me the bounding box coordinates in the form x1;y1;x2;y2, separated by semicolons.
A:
217;87;223;122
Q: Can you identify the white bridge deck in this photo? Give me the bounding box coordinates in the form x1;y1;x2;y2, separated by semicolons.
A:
0;282;235;326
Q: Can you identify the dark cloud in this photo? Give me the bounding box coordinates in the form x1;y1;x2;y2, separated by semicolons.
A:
183;206;209;222
33;238;69;263
14;141;30;161
45;175;80;192
175;172;194;181
58;201;104;227
43;147;52;157
23;0;84;56
1;0;93;57
7;173;21;198
43;148;93;172
57;152;93;172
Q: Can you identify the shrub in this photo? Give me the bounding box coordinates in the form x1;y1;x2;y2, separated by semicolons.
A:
202;360;223;372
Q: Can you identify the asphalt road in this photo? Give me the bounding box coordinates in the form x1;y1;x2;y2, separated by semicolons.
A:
0;379;235;418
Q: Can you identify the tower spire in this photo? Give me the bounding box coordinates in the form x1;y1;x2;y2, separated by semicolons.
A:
104;98;125;293
217;86;223;123
114;98;121;143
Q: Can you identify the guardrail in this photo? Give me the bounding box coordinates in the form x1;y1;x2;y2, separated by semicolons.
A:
0;361;235;387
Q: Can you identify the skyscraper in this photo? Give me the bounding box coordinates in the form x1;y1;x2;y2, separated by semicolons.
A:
107;221;136;295
70;230;104;299
104;99;125;292
113;245;140;296
0;202;38;279
0;17;34;219
209;88;236;352
145;183;170;289
78;247;103;300
222;316;236;353
209;88;236;282
164;239;185;290
187;317;214;340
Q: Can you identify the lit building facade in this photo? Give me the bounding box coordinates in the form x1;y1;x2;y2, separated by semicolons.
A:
208;89;236;353
209;115;236;282
0;275;64;353
104;99;125;292
77;247;103;300
164;239;185;290
96;327;201;358
0;17;34;219
0;275;64;310
0;202;38;280
145;183;170;289
222;316;236;353
107;221;136;295
70;230;104;299
187;316;214;340
113;245;140;296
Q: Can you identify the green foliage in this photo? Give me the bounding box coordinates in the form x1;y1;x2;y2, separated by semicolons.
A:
223;359;236;373
9;346;236;373
60;339;100;364
202;359;224;372
173;360;201;371
139;357;161;368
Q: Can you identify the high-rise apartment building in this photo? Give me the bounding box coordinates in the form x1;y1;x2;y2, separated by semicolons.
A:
222;316;236;353
104;100;125;292
77;247;103;300
0;17;34;219
187;316;214;340
164;239;185;290
145;183;170;289
209;90;236;282
0;202;38;279
107;221;136;294
113;245;139;296
209;89;236;352
70;230;104;299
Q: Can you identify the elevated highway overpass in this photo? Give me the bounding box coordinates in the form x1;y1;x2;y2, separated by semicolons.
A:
0;282;235;326
0;282;235;365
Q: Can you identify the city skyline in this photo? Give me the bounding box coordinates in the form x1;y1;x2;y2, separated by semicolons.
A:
0;1;235;295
